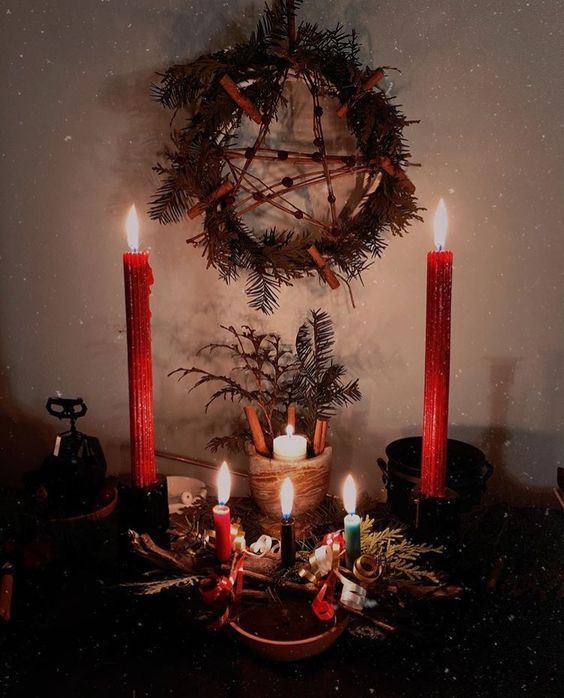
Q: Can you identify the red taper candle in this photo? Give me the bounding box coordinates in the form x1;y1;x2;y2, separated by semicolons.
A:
213;462;232;562
123;205;157;489
421;199;453;498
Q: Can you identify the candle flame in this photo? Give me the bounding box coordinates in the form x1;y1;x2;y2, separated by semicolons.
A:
280;477;294;519
433;198;448;250
285;424;294;437
126;204;140;251
217;461;231;505
343;474;357;515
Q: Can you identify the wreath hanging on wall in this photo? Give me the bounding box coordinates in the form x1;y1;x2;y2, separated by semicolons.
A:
150;0;422;313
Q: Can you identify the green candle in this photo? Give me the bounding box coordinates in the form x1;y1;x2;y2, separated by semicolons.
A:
343;474;361;568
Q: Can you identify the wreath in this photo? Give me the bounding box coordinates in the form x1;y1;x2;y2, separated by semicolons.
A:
150;0;422;313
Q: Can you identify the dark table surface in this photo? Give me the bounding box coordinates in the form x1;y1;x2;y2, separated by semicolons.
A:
1;504;562;698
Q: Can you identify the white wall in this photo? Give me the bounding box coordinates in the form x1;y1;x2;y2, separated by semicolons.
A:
1;0;562;505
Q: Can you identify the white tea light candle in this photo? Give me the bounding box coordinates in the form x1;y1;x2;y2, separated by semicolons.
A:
273;424;307;461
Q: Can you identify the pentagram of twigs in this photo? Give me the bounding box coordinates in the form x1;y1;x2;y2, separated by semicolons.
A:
150;0;422;313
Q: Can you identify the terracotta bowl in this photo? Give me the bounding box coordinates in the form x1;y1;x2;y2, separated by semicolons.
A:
247;445;332;520
230;600;348;662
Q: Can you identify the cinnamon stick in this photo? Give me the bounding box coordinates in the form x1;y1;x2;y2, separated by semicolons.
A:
337;69;385;118
379;157;416;194
187;180;235;219
219;74;262;125
319;420;328;452
244;406;269;456
287;0;296;50
287;405;296;430
313;419;322;454
307;245;340;290
313;419;328;455
0;565;14;623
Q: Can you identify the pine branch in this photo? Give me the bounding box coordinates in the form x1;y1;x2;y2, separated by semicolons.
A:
360;516;443;584
120;576;200;596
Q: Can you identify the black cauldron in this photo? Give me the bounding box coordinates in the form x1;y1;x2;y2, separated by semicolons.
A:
378;437;493;524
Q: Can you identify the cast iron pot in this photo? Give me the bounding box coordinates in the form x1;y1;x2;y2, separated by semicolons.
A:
378;437;493;523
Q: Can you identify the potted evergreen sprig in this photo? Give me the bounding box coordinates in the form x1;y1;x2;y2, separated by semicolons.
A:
171;309;361;518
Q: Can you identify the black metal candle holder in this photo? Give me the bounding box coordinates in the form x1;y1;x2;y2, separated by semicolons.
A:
410;487;461;548
118;475;169;545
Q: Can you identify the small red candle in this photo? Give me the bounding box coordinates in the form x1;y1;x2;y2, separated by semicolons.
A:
213;462;232;562
421;199;453;498
123;205;157;489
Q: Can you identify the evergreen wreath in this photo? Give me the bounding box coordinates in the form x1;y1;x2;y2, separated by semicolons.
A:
150;0;422;313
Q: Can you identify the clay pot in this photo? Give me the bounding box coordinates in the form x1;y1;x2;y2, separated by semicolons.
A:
231;600;348;661
247;445;332;519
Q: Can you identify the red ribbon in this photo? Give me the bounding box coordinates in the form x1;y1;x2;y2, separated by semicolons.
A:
312;570;337;621
322;530;345;553
200;552;246;627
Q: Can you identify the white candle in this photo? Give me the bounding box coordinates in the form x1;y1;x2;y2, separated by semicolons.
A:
273;424;307;461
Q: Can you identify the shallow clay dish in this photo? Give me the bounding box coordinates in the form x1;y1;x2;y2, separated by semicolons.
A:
230;600;348;662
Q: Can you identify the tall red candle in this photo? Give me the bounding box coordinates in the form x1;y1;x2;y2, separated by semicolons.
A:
421;199;453;498
213;462;232;562
123;205;157;489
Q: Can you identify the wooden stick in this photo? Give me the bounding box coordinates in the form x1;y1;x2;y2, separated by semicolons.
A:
379;157;416;194
337;69;385;118
219;74;262;125
244;406;269;456
343;605;396;633
226;567;318;596
128;530;196;574
225;150;356;164
155;449;248;479
287;405;296;430
187;180;235;219
307;246;340;290
234;165;371;218
0;565;14;623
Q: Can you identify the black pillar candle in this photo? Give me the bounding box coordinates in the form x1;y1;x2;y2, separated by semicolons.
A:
280;517;296;568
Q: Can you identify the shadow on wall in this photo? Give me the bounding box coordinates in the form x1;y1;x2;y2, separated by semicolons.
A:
385;354;558;507
99;1;263;215
0;368;55;487
477;354;559;506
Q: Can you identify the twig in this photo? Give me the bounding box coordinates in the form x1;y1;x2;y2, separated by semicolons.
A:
129;530;196;574
343;605;396;633
229;567;318;596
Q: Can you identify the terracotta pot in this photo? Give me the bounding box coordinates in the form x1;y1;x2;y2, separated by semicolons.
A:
231;601;348;662
247;445;332;519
